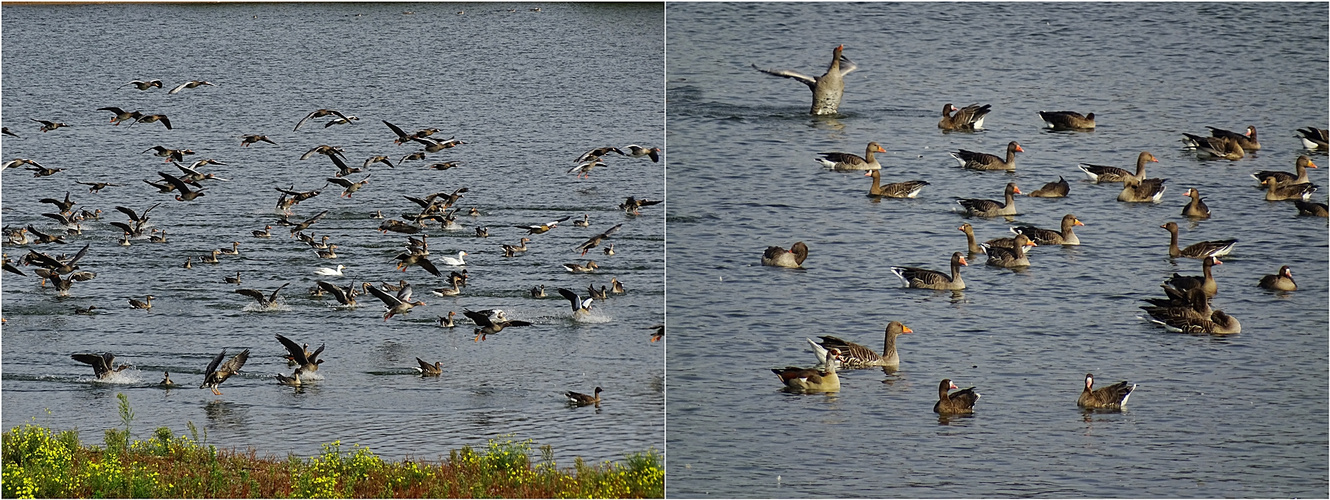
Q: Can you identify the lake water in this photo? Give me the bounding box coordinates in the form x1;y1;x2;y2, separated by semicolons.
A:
2;2;664;466
665;2;1328;497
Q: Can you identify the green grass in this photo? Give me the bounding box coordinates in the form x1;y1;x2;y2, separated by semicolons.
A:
3;399;662;498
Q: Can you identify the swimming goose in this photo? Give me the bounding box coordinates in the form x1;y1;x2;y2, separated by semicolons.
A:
1078;152;1158;183
200;249;222;264
1205;125;1260;151
464;308;532;341
315;265;345;276
132;114;172;129
97;107;143;125
982;234;1036;268
585;283;607;300
934;379;980;414
364;283;424;320
1185;134;1244;160
761;241;808;268
1296;127;1328;151
1038;110;1095;130
1160;222;1236;259
531;284;546;298
31;118;70;132
275;367;304;386
576;224;623;256
224;271;242;284
1259;177;1317;201
1181;188;1211;218
573;214;590;227
276;334;324;374
501;238;531;256
315;280;358;307
241;134;277;147
865;170;929;198
1117;177;1167;203
752;44;857;115
1150;309;1241;335
772;350;841;392
1142;286;1213;323
626;145;661;162
938;103;992;131
219;242;240;255
603;244;615;256
431;275;463;297
611;277;625;294
1027;176;1069;198
71;352;130;380
1164;256;1221;298
1258;265;1296;291
1254;156;1318;187
252;225;273;238
438;251;468;267
160;372;176;387
958;223;985;255
1011;214;1082;246
807;321;912;369
557;287;594;316
415;358;443;376
295;109;354;131
1077;374;1135;409
1294;200;1329;217
314;245;338;259
201;348;250;395
566;387;603;406
122;79;163;90
128;295;155;310
952;141;1023;171
25;225;67;244
816;142;884;171
235;282;289;308
958;182;1020;217
563;261;599;273
890;252;967;290
168;80;213;94
438;311;457;328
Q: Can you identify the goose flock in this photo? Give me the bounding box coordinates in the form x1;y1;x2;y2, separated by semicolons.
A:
759;44;1325;414
2;71;663;405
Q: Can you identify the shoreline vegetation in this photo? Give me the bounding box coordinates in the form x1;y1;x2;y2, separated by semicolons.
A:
3;395;663;499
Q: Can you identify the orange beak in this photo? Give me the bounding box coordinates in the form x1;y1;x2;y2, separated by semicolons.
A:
902;326;913;334
1012;186;1022;194
1074;220;1084;226
958;256;969;266
1309;161;1319;169
1014;145;1025;153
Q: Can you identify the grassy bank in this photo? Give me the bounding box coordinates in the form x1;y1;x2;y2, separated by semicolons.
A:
3;396;663;498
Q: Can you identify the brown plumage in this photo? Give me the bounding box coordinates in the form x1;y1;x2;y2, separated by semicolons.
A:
951;141;1023;171
938;103;992;131
1077;151;1157;183
772;350;840;392
71;352;130;379
1252;155;1317;186
1038;110;1095;130
1164;256;1221;299
761;241;808;268
1257;265;1296;291
565;387;603;406
201;348;250;395
934;379;980;414
1160;222;1236;259
808;321;912;369
1012;214;1083;246
1077;373;1135;409
1027;176;1069;198
816;141;884;171
891;252;967;290
865;169;929;198
1181;188;1211;219
958;182;1020;216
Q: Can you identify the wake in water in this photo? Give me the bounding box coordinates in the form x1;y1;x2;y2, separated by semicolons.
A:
242;301;293;313
571;310;612;324
77;370;142;384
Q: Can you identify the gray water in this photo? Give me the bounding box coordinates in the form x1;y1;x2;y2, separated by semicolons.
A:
665;2;1328;498
2;2;664;465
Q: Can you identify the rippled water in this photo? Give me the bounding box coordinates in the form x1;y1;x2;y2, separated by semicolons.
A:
2;2;664;465
666;2;1327;497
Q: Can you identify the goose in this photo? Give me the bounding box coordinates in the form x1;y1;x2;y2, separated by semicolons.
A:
1295;126;1328;151
26;243;90;274
1011;214;1082;246
129;295;155;310
1294;200;1329;217
149;229;167;243
576;224;623;256
516;216;571;235
315;264;345;276
761;241;808;268
531;284;546;298
122;79;163;90
1160;222;1236;259
649;324;665;343
752;44;857;115
934;379;980;414
626;145;661;162
252;225;273;238
938;103;991;131
557;287;594;317
241;134;277;147
73;305;96;315
566;387;603;406
364;283;424;320
39;191;78;214
160;372;176;387
957;223;985;255
76;180;122;193
439;251;468;267
394;252;440;276
982;234;1036;268
224;271;242;284
276;334;324;374
611;277;625;294
816;141;884;171
97;107;143;125
156;171;205;201
1027;176;1069;198
1189;135;1245;160
587;284;608;300
1259;177;1317;201
31;118;70;132
295;109;354;131
1150;309;1241;335
807;321;912;369
952;141;1022;171
219;242;240;255
563;261;599;273
2;127;15;137
200;348;250;395
415;358;443;376
603;244;616;256
1252;155;1317;186
438;311;457;328
168;80;213;94
235;282;290;309
1164;256;1221;298
1205;125;1260;151
1077;374;1135;409
71;352;130;380
1038;110;1095;130
199;249;222;264
1141;286;1212;323
958;182;1020;216
772;350;841;392
568;159;605;178
143;145;195;163
619;196;663;215
1258;265;1296;291
464;308;532;341
576;146;626;163
132;114;172;130
1117;177;1167;203
501;238;530;256
431;275;463;297
275;368;304;386
865;170;929;198
890;252;967;290
315;280;358;307
1181;188;1211;218
1078;152;1158;183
